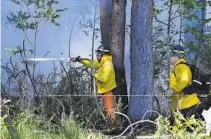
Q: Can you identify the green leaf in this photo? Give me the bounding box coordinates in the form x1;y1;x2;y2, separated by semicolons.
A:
54;22;60;26
55;8;67;12
52;14;60;19
187;15;200;21
7;0;65;31
153;8;161;16
5;47;21;55
51;18;55;23
29;49;34;54
183;0;197;8
205;18;211;24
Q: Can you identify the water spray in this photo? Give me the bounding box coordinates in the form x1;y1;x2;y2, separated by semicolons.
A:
26;58;71;61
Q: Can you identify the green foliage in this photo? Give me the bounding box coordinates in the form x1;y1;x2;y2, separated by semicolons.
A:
4;0;67;98
55;66;105;127
156;112;208;139
153;8;161;16
153;0;211;75
198;34;211;73
152;24;168;77
182;0;198;8
7;0;67;30
5;47;22;55
5;47;34;55
1;64;106;138
1;110;105;139
179;0;211;61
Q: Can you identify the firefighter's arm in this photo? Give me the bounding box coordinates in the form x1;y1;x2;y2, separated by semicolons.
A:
171;65;191;93
93;63;112;83
80;59;99;69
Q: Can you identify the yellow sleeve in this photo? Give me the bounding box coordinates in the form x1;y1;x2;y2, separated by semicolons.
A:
171;64;191;93
94;63;112;83
80;59;99;69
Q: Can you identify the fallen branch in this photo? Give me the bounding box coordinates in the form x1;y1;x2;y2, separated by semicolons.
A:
110;119;158;139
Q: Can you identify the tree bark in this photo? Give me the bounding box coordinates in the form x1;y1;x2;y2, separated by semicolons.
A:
129;0;154;122
167;0;173;79
99;0;112;48
195;0;206;63
111;0;128;115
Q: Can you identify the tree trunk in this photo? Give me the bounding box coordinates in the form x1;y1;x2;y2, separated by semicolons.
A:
111;0;128;115
195;0;206;64
167;0;173;80
129;0;154;122
99;0;112;48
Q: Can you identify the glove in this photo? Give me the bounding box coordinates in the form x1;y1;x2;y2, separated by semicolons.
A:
166;89;174;96
70;56;82;62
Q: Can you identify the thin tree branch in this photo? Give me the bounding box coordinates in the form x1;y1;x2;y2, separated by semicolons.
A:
154;16;168;26
171;5;180;21
23;31;34;48
68;15;78;58
21;40;38;96
171;15;180;21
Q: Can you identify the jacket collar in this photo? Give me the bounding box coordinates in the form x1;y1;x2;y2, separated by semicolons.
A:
174;58;186;67
99;55;112;66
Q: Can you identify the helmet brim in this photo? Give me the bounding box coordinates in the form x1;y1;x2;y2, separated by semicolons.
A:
95;50;110;55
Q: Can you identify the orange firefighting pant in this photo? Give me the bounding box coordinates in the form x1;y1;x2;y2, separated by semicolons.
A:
102;91;116;121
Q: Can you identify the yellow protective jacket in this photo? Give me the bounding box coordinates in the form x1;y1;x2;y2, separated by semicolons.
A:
79;55;117;94
169;59;200;110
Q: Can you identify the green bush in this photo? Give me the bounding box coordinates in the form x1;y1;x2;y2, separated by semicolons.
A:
156;112;209;139
1;110;105;139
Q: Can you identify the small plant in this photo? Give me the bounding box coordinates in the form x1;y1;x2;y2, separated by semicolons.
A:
156;111;208;139
1;109;105;139
1;99;11;139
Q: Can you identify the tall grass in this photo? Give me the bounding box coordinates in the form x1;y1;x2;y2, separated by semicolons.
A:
1;110;105;139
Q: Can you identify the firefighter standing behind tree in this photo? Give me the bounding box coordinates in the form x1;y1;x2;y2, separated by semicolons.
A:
166;45;203;120
70;45;117;123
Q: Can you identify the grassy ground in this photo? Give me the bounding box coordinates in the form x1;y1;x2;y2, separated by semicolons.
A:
1;109;210;139
1;111;105;139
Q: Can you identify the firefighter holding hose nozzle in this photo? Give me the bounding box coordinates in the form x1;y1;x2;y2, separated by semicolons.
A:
70;45;117;126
